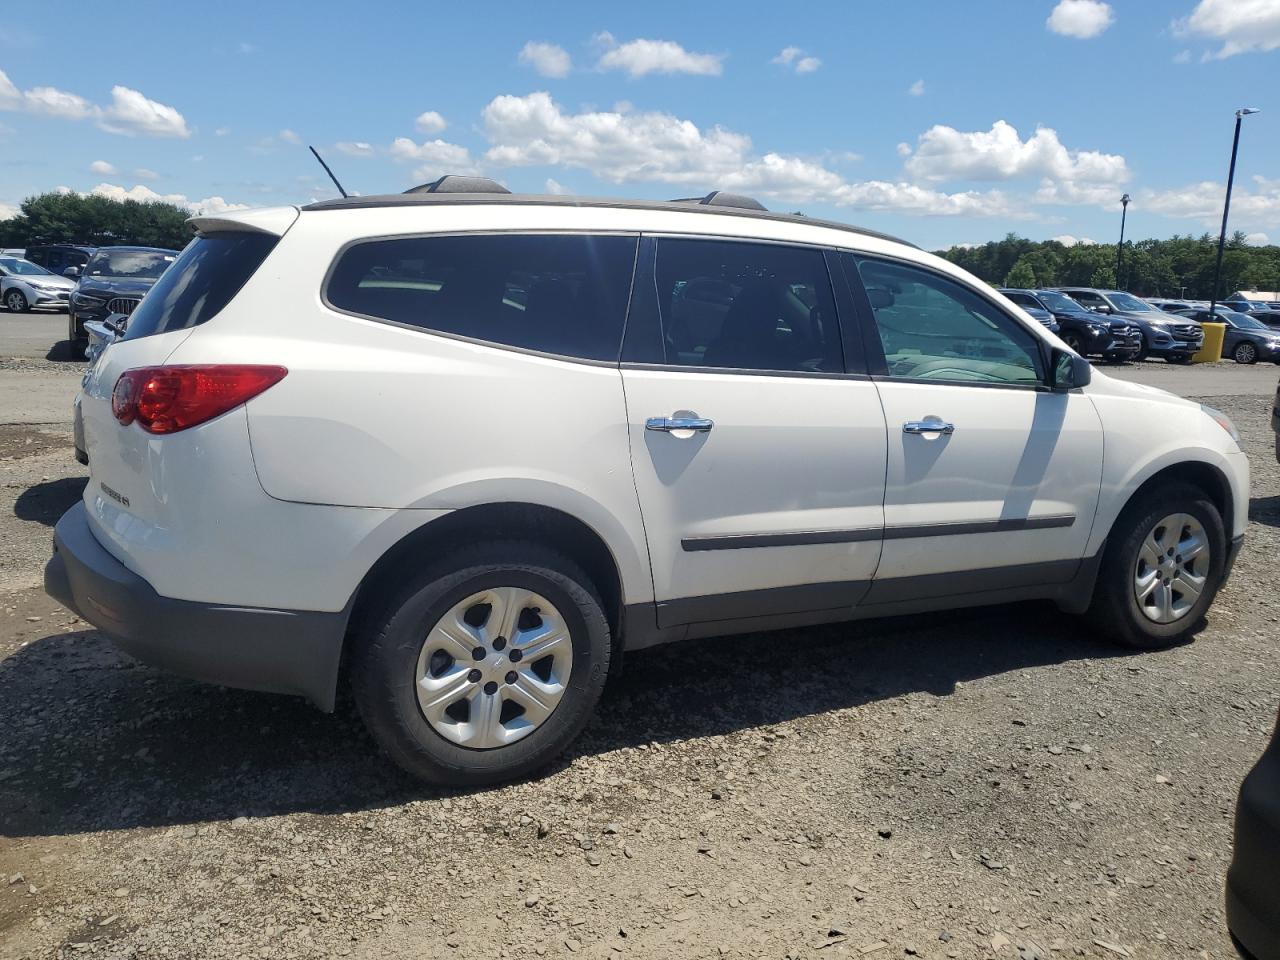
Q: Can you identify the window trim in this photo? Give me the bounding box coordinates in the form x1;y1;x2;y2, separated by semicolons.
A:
618;232;862;377
842;251;1053;390
319;230;641;367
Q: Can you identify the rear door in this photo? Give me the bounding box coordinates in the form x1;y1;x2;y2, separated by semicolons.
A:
621;236;888;630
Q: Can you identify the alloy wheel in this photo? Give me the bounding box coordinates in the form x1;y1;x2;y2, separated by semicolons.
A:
414;587;572;749
1133;513;1210;624
1234;342;1257;364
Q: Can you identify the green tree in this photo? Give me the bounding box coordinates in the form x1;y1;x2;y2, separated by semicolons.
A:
0;191;194;250
1004;255;1037;288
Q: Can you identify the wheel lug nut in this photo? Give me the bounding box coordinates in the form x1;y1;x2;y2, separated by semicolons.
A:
505;671;518;684
472;647;486;661
509;649;523;663
483;681;498;695
493;636;507;651
467;669;482;683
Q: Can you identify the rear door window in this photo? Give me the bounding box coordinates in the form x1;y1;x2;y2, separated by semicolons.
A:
325;234;638;362
123;233;279;341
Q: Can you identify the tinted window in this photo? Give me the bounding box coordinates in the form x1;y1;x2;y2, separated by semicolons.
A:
1067;290;1106;308
1004;292;1036;307
849;257;1043;385
327;234;637;362
124;233;279;341
86;248;177;279
652;238;842;373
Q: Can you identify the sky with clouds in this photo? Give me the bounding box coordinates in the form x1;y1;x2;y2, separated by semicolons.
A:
0;0;1277;250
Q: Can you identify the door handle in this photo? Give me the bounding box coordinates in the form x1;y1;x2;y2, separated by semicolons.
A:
903;420;955;435
646;416;714;433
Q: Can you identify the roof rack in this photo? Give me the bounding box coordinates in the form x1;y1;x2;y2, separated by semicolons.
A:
405;175;511;195
670;190;768;212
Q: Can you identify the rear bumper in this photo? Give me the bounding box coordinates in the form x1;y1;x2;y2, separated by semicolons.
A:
1226;730;1280;960
44;502;348;710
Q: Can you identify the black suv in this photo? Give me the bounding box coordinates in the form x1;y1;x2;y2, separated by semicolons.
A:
1055;288;1202;363
1001;288;1140;362
68;245;179;354
24;244;97;278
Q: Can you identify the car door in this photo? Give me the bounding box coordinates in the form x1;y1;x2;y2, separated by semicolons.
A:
621;236;888;630
841;254;1103;602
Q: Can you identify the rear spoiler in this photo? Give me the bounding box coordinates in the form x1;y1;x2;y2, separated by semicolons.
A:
187;205;300;238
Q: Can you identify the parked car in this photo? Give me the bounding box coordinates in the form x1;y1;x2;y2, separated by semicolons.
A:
1248;310;1280;330
1226;704;1280;960
24;244;97;278
0;255;75;312
1147;298;1194;314
1223;295;1272;313
1002;288;1139;362
67;245;179;355
1057;288;1204;362
994;288;1058;333
1174;308;1280;364
46;180;1249;786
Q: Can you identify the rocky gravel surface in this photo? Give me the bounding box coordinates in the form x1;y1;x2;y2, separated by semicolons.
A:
0;387;1276;960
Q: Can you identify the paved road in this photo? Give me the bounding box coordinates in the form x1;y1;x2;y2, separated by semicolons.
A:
1;307;68;361
1104;358;1278;398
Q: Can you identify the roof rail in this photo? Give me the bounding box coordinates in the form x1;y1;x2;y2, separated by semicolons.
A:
405;175;511;195
670;190;768;212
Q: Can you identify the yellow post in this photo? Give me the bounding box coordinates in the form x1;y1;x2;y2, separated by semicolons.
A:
1193;323;1225;363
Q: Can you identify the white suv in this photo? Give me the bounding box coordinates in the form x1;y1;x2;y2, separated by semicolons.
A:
46;178;1249;785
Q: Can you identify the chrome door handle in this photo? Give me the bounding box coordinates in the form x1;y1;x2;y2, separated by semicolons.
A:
646;416;714;433
903;420;955;435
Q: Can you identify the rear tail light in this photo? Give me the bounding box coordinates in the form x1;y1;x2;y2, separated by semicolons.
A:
112;365;287;434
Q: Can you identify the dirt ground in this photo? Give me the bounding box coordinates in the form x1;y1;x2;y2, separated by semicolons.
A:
0;344;1277;960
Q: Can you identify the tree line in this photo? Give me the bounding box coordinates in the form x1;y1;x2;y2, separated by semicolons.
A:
0;192;195;252
937;232;1280;298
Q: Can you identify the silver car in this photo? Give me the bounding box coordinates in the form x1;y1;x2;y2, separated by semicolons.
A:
0;255;76;312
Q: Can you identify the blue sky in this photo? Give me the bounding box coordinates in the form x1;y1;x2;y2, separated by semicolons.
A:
1;0;1277;250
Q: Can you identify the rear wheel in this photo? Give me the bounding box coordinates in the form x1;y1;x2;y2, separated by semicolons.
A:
1088;483;1225;649
1233;341;1258;364
351;540;612;786
4;289;27;313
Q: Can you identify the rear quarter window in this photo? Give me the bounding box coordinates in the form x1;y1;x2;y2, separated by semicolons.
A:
123;233;279;341
324;233;638;362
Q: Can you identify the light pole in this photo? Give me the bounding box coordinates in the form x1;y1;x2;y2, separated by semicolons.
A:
1209;108;1260;318
1115;193;1130;289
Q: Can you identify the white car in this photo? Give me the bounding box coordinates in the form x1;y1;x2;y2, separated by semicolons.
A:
0;255;75;312
45;178;1249;785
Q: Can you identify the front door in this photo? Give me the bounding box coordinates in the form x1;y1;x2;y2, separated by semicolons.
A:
621;237;888;628
840;254;1103;601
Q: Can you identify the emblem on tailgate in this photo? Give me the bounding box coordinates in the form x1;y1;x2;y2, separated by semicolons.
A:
100;482;130;508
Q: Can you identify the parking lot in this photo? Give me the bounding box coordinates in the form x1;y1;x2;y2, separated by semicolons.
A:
1;310;1277;960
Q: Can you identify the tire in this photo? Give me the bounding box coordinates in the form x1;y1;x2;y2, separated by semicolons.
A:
1233;342;1258;364
351;540;612;786
1135;337;1150;361
1088;482;1226;649
4;289;28;313
1167;354;1193;365
1061;332;1083;353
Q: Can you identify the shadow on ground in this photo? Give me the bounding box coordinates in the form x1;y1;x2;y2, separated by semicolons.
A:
1249;495;1280;528
0;602;1144;839
44;340;84;363
14;477;88;527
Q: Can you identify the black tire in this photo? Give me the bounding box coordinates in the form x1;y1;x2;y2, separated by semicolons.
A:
1233;342;1258;364
1135;336;1150;361
1061;332;1083;354
351;540;612;786
4;288;28;313
1101;353;1127;365
1088;482;1226;649
1166;354;1193;365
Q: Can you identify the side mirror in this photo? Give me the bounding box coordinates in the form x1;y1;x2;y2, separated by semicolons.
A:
1051;347;1091;391
62;265;81;278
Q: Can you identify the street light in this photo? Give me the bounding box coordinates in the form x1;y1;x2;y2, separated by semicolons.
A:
1115;193;1130;288
1209;108;1261;318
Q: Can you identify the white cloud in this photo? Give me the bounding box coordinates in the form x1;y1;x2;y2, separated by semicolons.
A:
335;141;375;157
1140;175;1280;232
1173;49;1192;63
1175;0;1280;58
278;128;301;145
215;126;231;136
1047;0;1115;38
518;41;572;78
389;136;478;179
98;86;190;137
414;110;447;134
134;167;158;180
1052;234;1098;246
1244;232;1270;246
89;159;117;175
480;92;1012;217
87;182;249;216
908;79;925;96
904;120;1129;189
896;142;913;158
23;85;96;119
772;46;821;73
0;201;18;220
595;35;724;77
544;177;568;195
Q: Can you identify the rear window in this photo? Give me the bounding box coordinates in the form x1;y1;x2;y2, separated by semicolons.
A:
123;233;279;341
325;233;638;362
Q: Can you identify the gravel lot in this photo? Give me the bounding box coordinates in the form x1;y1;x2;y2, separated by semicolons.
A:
1;324;1277;960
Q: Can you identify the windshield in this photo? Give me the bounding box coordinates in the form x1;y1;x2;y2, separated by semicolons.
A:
1034;290;1088;313
1108;292;1162;313
0;257;54;276
85;248;178;280
1225;311;1268;330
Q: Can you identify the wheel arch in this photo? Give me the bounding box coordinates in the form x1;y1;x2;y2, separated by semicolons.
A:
1106;459;1234;545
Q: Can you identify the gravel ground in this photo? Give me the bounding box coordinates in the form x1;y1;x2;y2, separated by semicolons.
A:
0;372;1276;960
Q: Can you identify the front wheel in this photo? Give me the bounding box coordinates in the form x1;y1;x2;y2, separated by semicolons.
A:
1061;332;1083;354
1135;337;1150;361
1088;483;1225;649
1167;354;1193;365
1233;342;1258;364
4;289;28;313
351;540;612;786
